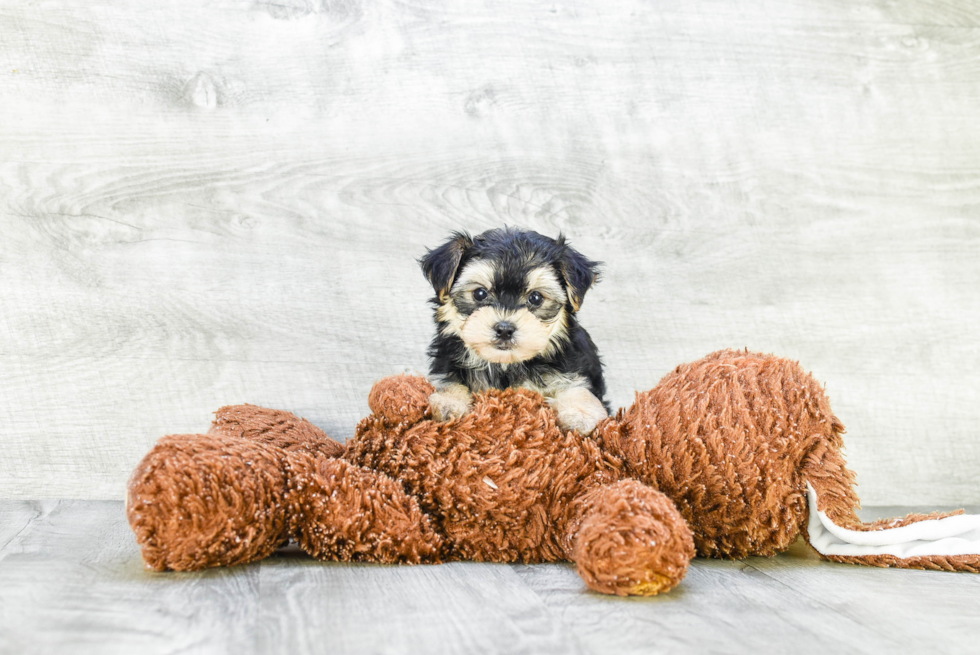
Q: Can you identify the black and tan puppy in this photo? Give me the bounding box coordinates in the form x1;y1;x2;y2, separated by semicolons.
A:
419;227;609;435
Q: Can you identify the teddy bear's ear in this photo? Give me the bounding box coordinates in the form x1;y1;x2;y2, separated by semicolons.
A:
557;235;602;312
419;231;473;303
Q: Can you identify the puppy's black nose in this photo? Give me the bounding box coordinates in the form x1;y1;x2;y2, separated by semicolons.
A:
493;321;516;341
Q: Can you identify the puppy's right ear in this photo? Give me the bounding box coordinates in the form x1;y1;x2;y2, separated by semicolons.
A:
419;231;473;302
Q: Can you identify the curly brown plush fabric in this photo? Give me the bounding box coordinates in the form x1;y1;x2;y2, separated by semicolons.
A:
128;433;292;571
288;454;445;564
824;552;980;572
600;349;980;572
567;479;695;595
128;374;687;593
209;403;345;458
127;349;978;595
602;349;847;558
349;377;624;563
813;508;980;572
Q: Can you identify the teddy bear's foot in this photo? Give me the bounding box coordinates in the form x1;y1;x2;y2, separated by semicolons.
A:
566;480;695;596
287;455;446;564
128;433;293;571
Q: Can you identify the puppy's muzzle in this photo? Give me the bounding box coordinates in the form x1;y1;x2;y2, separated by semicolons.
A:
493;321;517;344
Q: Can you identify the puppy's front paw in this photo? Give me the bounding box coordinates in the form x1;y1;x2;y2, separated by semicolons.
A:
429;385;473;422
549;387;608;436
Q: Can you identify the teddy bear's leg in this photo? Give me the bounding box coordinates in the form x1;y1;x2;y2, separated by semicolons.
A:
564;479;695;596
127;433;292;571
286;452;445;564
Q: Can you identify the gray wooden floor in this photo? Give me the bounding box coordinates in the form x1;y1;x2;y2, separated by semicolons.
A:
2;501;979;655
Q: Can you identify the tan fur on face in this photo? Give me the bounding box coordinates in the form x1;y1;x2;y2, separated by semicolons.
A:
436;300;465;337
438;259;496;339
443;298;568;360
453;259;496;292
525;266;567;306
538;308;569;359
461;307;556;364
439;261;569;365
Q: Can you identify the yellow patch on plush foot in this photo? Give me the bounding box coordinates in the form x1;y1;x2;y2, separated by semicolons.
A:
626;574;674;596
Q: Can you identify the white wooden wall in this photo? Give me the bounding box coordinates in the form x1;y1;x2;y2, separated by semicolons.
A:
1;0;978;504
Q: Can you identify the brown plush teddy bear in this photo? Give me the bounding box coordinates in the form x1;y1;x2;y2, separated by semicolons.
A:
127;349;980;596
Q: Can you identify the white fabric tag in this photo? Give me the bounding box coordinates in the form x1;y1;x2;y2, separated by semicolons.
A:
806;481;980;558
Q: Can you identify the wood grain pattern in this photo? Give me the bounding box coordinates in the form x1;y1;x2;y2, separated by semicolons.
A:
3;500;980;654
0;0;978;502
257;556;583;654
0;501;262;655
513;560;901;654
743;506;980;655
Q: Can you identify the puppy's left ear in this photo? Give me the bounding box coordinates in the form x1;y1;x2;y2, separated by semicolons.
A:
419;231;473;302
557;237;601;312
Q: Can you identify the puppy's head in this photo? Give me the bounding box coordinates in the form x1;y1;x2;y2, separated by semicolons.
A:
419;228;600;365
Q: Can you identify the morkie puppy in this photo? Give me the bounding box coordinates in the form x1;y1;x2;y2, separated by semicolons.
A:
419;227;609;435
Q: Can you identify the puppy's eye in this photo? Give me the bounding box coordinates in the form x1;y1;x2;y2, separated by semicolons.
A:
528;291;544;307
473;288;488;302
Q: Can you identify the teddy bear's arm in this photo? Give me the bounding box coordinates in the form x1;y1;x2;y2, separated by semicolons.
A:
367;374;436;424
